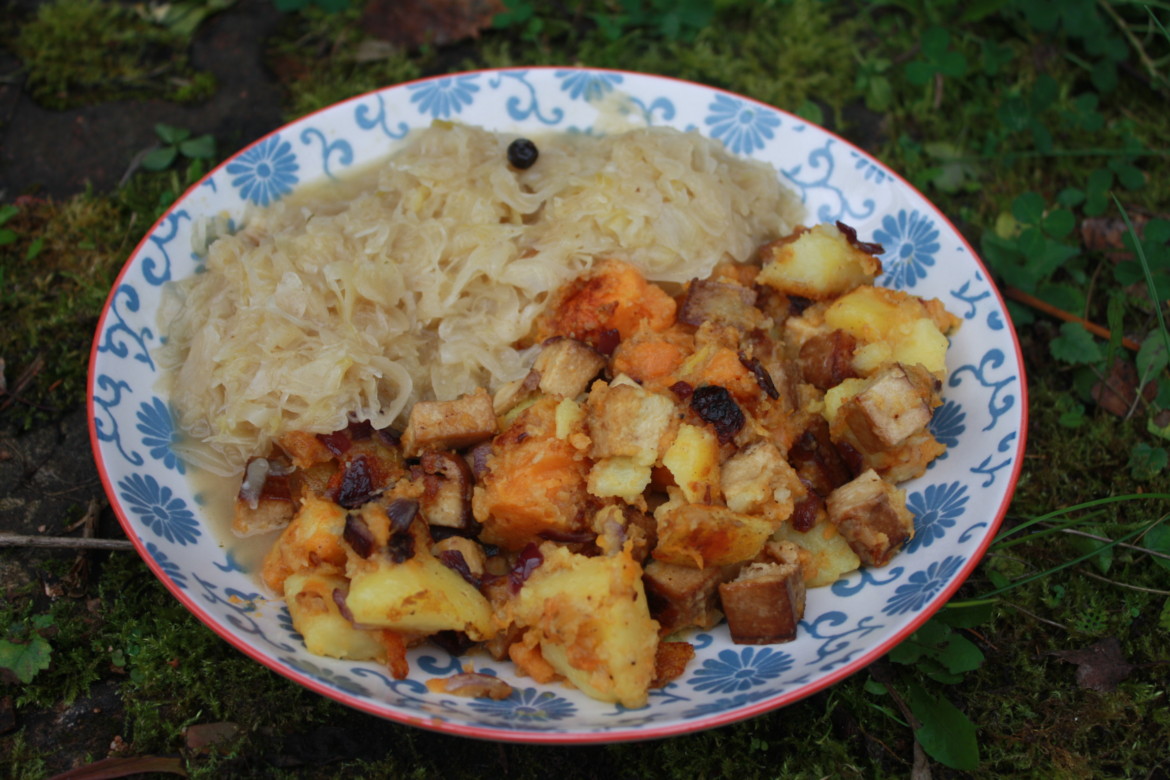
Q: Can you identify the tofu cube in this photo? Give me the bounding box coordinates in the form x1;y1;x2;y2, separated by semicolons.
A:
677;277;764;331
826;469;915;567
586;379;677;465
642;559;729;635
533;337;608;399
719;547;806;644
720;440;802;521
402;387;497;457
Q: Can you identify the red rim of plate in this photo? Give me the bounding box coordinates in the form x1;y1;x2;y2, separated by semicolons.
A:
87;65;1029;744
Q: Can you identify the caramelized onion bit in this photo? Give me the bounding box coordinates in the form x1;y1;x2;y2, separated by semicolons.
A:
690;385;745;443
538;529;595;544
508;543;543;593
318;430;352;457
437;549;481;588
387;531;416;564
441;672;513;700
386;498;419;533
335;455;378;508
835;220;884;256
343;512;376;558
595;327;621;356
738;353;780;400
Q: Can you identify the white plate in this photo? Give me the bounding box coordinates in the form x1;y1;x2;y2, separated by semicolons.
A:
88;67;1027;743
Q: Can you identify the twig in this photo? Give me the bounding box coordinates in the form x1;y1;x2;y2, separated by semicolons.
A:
1003;286;1142;351
1003;601;1072;631
1052;524;1170;562
0;533;133;551
1078;568;1170;596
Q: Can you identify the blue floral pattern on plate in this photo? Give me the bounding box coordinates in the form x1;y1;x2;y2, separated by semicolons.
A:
225;134;299;207
88;67;1026;743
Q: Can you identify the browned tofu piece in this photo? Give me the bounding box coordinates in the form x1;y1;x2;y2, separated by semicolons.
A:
432;535;487;578
233;463;295;537
837;363;937;451
798;329;860;391
720;440;803;522
825;469;915;567
643;558;729;635
533;337;608;399
719;551;806;644
402;388;497;457
417;450;474;529
678;278;765;331
586;379;677;465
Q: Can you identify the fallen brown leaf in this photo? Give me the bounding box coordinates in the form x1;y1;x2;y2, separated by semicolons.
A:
184;721;240;755
1091;358;1158;417
361;0;504;48
1051;636;1135;692
45;756;187;780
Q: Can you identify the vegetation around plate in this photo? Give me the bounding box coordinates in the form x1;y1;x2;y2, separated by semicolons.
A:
2;0;1169;777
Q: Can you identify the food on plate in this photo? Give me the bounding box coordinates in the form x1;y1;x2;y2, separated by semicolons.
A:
161;122;960;709
235;224;958;709
156;121;800;476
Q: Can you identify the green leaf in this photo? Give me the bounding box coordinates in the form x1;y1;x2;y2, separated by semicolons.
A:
25;236;44;261
1050;322;1104;365
0;635;52;684
0;228;16;247
1042;208;1075;239
1137;332;1169;380
142;146;178;171
0;204;19;225
179;134;215;159
907;684;980;770
1128;442;1168;481
1147;522;1170;572
1069;526;1114;574
939;600;996;628
935;632;985;675
154;123;189;144
905;60;936;86
1012;191;1046;225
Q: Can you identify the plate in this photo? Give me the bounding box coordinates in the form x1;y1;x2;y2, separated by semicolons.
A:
88;67;1027;743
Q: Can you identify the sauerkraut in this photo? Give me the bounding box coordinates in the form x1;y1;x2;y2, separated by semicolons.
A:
157;122;804;475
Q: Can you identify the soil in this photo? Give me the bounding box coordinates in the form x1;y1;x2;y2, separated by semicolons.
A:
0;0;285;199
0;0;287;772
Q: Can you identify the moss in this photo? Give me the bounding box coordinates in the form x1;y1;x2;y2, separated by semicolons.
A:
8;0;216;110
0;193;133;432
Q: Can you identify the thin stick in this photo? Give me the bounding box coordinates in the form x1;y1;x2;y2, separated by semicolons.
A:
1002;286;1142;351
0;533;134;551
1078;568;1170;596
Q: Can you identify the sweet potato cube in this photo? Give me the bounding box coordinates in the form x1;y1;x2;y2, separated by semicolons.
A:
826;469;915;567
642;559;728;634
534;337;608;399
719;553;806;644
402;388;497;457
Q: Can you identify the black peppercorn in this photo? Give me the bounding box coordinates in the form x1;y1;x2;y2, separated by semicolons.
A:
507;138;539;169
